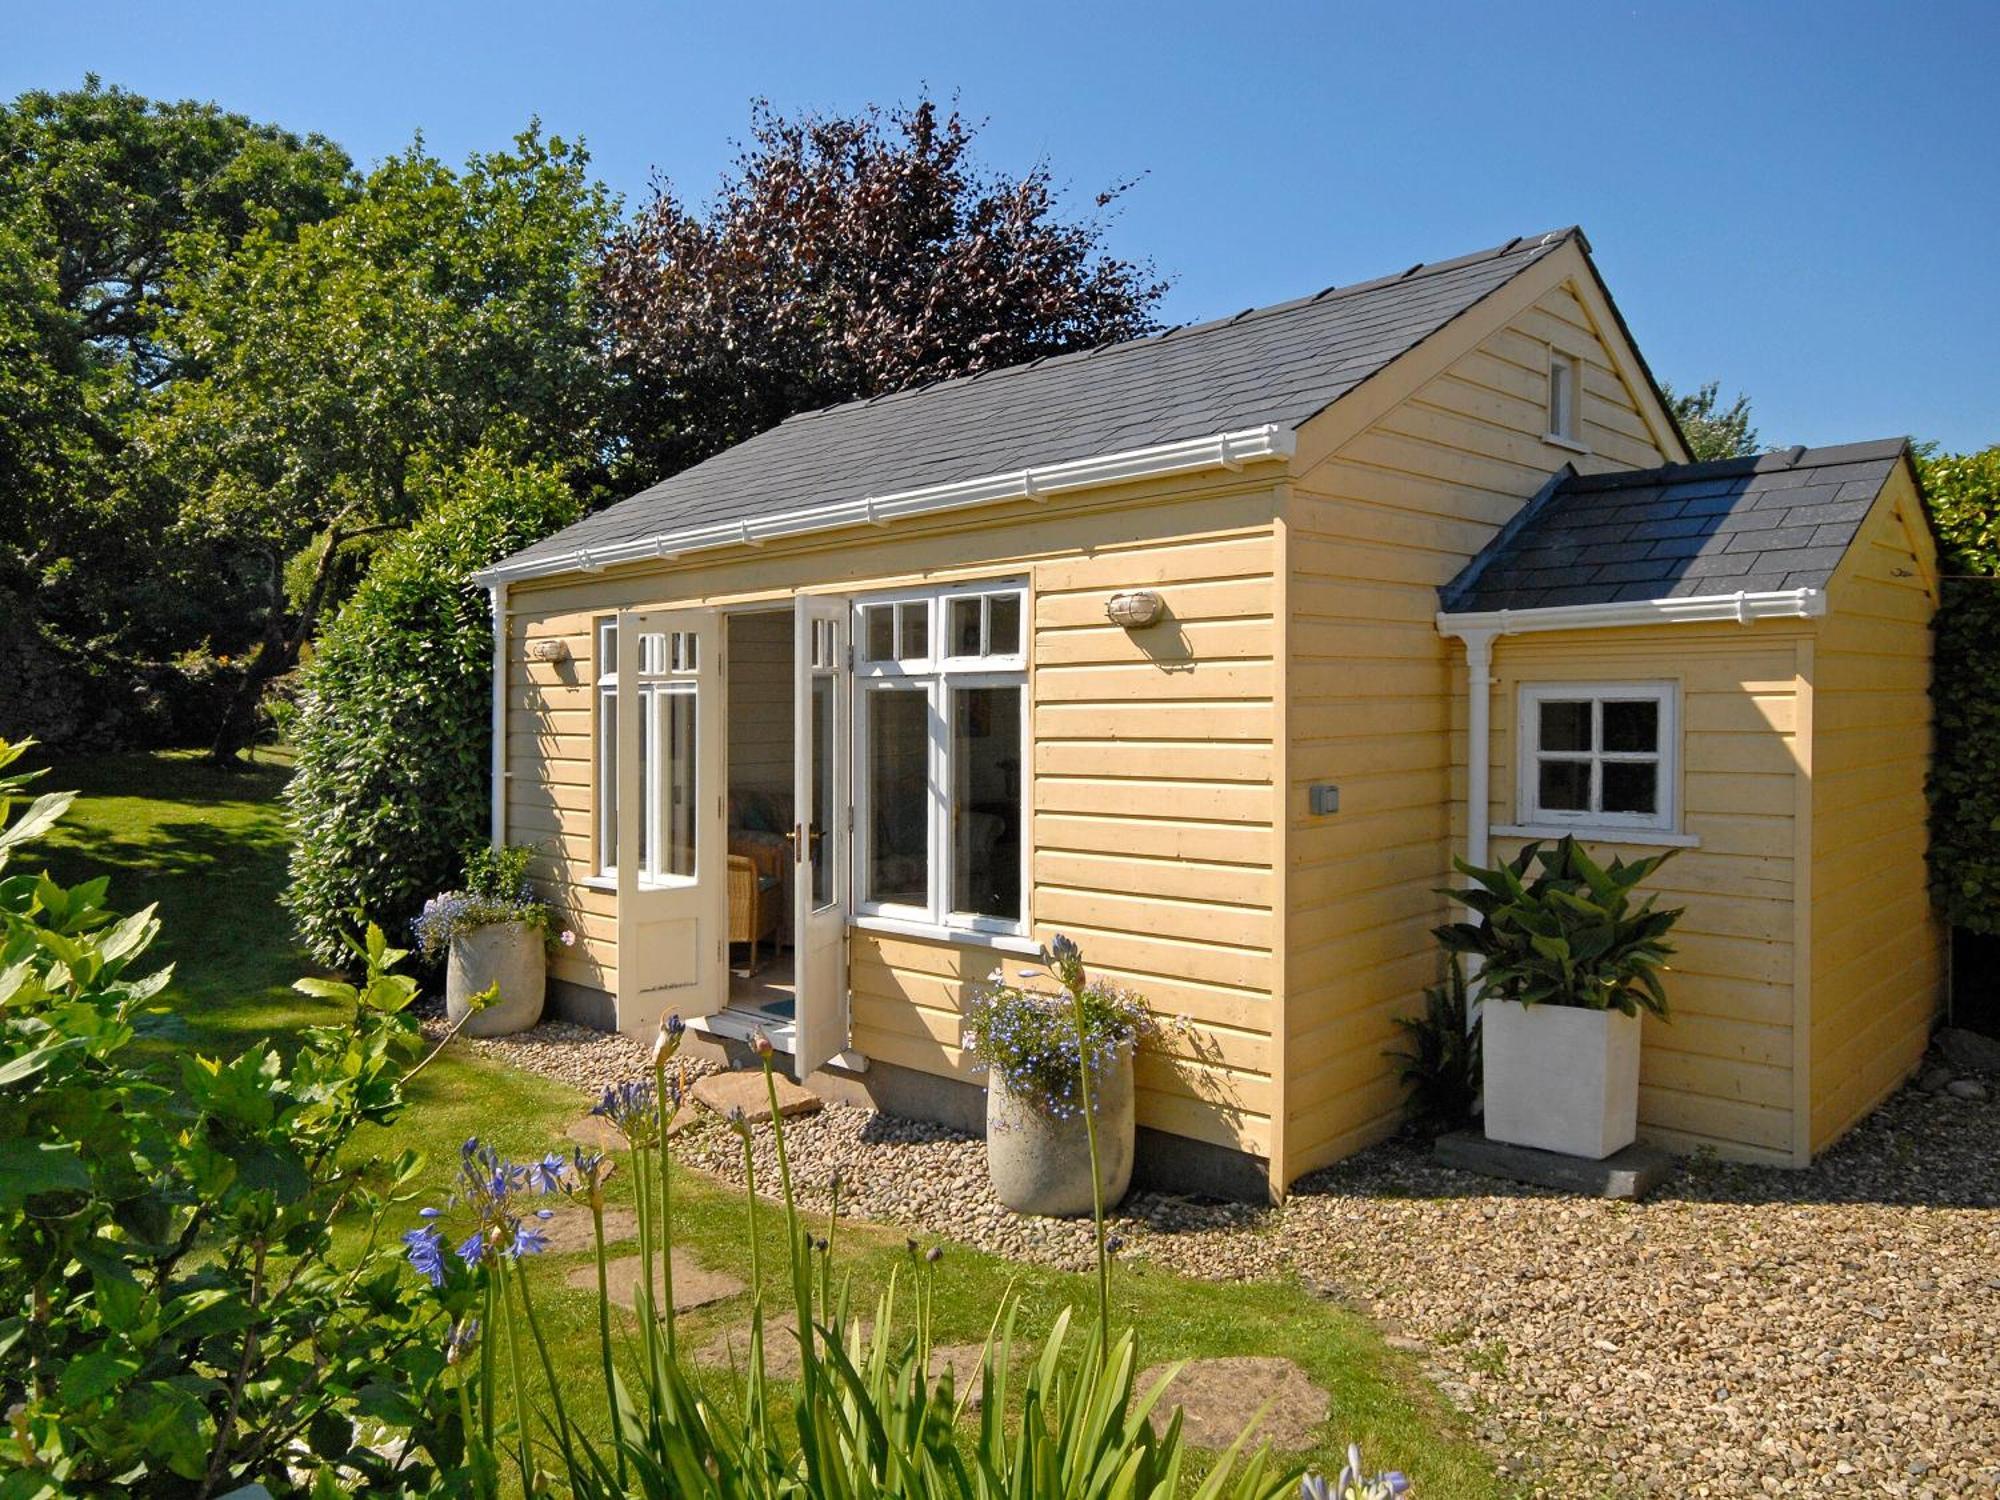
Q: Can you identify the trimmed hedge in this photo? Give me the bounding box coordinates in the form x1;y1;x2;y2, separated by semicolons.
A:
283;456;580;964
1923;446;2000;935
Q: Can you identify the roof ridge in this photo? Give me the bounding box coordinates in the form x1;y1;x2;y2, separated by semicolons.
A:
778;226;1579;428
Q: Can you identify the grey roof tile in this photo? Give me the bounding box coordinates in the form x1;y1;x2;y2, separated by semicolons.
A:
1441;441;1906;612
501;229;1585;571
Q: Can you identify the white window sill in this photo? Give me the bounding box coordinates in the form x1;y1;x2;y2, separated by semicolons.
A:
1542;433;1591;455
851;913;1041;957
1493;823;1700;849
579;874;618;893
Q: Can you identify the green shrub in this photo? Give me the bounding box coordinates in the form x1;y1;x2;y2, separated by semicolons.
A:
1436;836;1683;1018
282;454;580;965
1386;959;1480;1136
0;739;463;1493
1921;446;2000;934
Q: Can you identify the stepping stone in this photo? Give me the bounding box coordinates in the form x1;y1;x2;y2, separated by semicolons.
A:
692;1069;823;1124
565;1107;694;1156
1138;1357;1329;1451
566;1251;744;1315
697;1315;992;1405
535;1205;638;1256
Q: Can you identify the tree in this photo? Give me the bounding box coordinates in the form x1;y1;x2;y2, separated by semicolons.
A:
0;80;356;743
1661;379;1761;462
1921;445;2000;934
598;95;1167;486
147;125;614;761
282;454;581;965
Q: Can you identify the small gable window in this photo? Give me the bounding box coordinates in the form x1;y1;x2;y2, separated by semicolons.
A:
1546;348;1584;448
1517;681;1677;834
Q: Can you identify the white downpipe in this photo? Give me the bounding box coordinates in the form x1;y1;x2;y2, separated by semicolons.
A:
488;580;508;851
1462;630;1495;874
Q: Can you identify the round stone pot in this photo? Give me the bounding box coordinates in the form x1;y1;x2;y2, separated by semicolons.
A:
445;920;546;1037
984;1039;1135;1217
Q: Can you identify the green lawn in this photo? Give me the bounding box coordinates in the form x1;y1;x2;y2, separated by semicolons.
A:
31;748;1506;1496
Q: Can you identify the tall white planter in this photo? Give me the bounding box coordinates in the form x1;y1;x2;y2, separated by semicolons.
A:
1483;999;1640;1159
445;920;546;1037
985;1039;1135;1217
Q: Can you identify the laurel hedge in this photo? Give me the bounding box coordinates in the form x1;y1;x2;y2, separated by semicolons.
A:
1922;445;2000;935
283;455;580;964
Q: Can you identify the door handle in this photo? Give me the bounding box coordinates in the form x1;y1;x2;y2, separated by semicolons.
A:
786;823;803;860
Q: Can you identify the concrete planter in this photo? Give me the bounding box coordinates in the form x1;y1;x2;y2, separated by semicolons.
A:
984;1039;1135;1217
445;920;546;1037
1483;999;1640;1160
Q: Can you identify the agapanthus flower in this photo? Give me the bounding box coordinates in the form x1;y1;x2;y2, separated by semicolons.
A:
652;1012;685;1067
403;1225;447;1287
592;1079;661;1147
511;1220;550;1258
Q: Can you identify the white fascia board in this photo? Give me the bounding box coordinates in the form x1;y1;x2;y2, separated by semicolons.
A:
473;423;1296;586
1437;587;1826;640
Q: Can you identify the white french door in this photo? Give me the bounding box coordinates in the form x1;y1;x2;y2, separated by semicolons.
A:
791;595;851;1077
613;607;725;1035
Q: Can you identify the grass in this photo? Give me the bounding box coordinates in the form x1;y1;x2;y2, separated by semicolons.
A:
30;747;1508;1496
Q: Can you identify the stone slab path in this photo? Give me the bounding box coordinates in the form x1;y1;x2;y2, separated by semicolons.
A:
1138;1357;1329;1452
537;1205;638;1256
692;1068;824;1124
566;1251;744;1315
698;1312;990;1402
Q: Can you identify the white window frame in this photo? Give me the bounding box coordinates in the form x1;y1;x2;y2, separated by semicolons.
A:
852;579;1029;939
1514;680;1679;836
1545;346;1587;451
593;616;702;888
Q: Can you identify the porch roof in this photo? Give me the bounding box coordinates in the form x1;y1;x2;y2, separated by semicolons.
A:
490;228;1586;581
1438;439;1910;615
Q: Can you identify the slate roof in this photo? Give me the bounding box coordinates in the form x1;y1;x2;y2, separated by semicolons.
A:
501;228;1590;572
1439;440;1910;614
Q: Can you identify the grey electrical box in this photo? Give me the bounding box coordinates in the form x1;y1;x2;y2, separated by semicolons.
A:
1308;783;1340;816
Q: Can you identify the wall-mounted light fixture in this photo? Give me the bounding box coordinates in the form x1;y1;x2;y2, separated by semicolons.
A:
525;639;570;664
1104;589;1164;629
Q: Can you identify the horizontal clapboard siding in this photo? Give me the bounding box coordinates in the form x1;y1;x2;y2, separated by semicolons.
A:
1808;467;1945;1152
504;475;1283;1158
1479;628;1808;1163
1282;280;1673;1177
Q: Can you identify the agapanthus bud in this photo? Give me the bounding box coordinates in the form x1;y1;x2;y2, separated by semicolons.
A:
751;1027;775;1061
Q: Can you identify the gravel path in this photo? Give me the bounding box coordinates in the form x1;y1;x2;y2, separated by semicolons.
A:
453;1017;2000;1496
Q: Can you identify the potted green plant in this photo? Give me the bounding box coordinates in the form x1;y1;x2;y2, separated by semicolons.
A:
963;936;1153;1217
415;843;569;1037
1436;836;1682;1159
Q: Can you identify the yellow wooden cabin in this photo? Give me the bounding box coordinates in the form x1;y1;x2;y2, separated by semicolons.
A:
478;227;1943;1200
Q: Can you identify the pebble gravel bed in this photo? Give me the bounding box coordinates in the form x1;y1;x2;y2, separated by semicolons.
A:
452;1015;2000;1496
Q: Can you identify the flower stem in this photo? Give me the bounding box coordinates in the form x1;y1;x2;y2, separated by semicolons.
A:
590;1194;626;1488
1067;977;1111;1366
654;1059;677;1363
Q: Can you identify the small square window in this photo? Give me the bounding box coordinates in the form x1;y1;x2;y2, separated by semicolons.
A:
1519;682;1676;833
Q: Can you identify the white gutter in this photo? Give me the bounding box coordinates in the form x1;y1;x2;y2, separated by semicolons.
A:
472;423;1297;587
487;580;508;850
1436;586;1826;640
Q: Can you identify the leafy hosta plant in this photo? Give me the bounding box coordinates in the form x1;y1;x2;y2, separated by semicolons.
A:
1435;836;1684;1018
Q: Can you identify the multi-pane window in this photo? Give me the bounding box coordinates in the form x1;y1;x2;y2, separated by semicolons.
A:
595;619;700;884
855;584;1027;933
1518;682;1676;832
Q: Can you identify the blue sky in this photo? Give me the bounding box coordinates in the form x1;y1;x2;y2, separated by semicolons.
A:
8;0;1996;452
